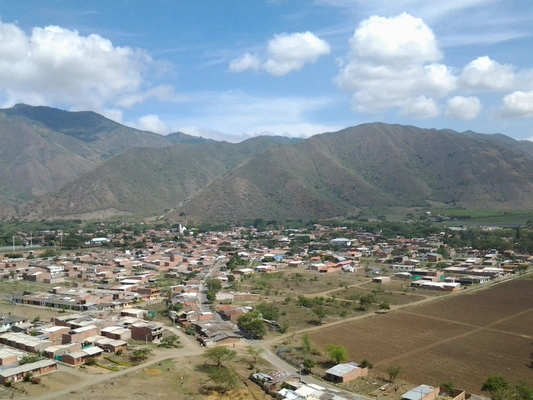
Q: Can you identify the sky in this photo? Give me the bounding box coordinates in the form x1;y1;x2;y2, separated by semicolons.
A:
1;0;533;141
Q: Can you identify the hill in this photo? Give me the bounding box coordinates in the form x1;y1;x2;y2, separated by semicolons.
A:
6;121;533;222
170;124;533;222
0;104;203;207
17;135;299;220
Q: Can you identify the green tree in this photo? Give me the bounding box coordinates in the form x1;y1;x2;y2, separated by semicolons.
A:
255;302;280;321
386;365;401;383
246;346;264;368
482;376;510;394
205;365;240;393
359;294;374;310
302;358;316;373
130;347;152;363
237;310;266;339
206;278;222;292
19;354;44;365
204;346;237;367
440;381;454;395
301;334;312;355
85;357;97;366
312;306;328;325
206;291;217;302
326;344;347;364
360;358;373;369
158;335;181;348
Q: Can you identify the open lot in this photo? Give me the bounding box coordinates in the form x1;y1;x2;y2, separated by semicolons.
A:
309;279;533;394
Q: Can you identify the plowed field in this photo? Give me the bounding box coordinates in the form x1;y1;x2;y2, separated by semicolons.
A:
310;279;533;393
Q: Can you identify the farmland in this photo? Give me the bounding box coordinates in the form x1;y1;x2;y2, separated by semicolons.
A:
309;279;533;394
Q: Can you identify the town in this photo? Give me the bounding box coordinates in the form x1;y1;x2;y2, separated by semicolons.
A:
0;220;531;399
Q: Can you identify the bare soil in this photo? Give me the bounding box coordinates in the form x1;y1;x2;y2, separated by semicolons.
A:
309;279;533;394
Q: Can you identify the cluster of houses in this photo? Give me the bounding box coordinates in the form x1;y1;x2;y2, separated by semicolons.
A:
0;308;163;384
253;367;472;400
0;223;530;390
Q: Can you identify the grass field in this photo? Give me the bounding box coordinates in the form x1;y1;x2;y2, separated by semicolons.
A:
307;279;533;394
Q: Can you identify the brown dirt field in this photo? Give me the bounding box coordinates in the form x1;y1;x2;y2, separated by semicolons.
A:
407;280;533;326
309;279;533;394
0;301;73;322
0;371;81;399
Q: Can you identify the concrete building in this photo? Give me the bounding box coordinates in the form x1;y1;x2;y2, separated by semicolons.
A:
0;359;57;384
325;362;368;383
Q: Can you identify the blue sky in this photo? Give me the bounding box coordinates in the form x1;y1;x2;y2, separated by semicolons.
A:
1;0;533;141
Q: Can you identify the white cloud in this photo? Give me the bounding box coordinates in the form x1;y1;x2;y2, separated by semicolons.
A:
168;91;344;141
229;31;330;76
0;22;179;115
459;56;516;92
228;52;261;72
263;31;331;75
446;96;481;120
401;96;440;118
336;13;455;114
499;91;533;118
349;13;442;66
133;114;169;134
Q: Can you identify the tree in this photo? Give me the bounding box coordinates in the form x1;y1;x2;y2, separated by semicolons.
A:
326;344;347;364
482;376;510;394
302;358;316;373
130;347;152;363
255;302;280;321
19;354;43;365
85;357;97;366
206;278;222;292
246;346;264;368
360;358;373;369
206;291;217;302
312;306;328;325
386;365;401;383
205;365;240;393
203;346;237;367
301;334;312;355
237;310;266;339
440;381;454;395
359;294;374;310
158;335;181;348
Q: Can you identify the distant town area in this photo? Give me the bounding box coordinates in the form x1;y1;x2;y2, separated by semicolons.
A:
0;218;531;399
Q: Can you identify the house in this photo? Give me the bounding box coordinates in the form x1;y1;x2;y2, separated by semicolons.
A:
401;385;469;400
62;346;104;365
426;253;443;263
92;337;127;353
0;315;28;333
0;359;57;384
392;264;415;272
62;325;99;344
100;326;132;341
130;322;163;342
329;238;352;247
325;362;368;383
120;308;146;319
401;384;439;400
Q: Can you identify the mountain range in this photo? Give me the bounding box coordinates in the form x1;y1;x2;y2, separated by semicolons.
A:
2;104;533;222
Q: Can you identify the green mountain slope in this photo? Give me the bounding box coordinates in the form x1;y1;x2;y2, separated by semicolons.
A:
18;136;296;219
0;104;204;208
172;124;533;222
